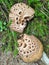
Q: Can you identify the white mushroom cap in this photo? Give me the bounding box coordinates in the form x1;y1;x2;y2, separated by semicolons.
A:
9;3;35;33
18;34;43;62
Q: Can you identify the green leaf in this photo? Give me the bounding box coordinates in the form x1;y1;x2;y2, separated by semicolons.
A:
7;20;12;27
0;21;3;32
13;49;18;57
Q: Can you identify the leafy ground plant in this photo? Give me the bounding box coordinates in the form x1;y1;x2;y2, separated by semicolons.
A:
0;0;49;56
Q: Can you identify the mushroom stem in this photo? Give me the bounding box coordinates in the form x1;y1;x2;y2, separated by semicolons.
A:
41;52;49;65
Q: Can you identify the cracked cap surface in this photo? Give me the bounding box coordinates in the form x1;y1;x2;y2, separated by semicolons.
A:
9;3;35;33
18;34;43;62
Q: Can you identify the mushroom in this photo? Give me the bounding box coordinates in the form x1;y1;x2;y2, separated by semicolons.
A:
17;34;43;62
9;3;35;33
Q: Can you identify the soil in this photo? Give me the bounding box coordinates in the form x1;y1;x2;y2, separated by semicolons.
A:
0;49;45;65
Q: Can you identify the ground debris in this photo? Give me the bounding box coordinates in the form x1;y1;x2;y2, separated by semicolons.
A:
0;50;45;65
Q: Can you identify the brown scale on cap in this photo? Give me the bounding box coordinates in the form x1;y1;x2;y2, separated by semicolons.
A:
9;3;35;33
17;34;43;62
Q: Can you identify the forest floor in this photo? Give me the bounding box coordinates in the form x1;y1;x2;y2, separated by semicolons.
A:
0;0;49;65
0;50;45;65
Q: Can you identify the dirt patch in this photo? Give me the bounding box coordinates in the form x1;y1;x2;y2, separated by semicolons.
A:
0;48;45;65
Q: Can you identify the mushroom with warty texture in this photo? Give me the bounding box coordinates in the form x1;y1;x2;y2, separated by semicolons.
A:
9;3;35;33
17;34;43;62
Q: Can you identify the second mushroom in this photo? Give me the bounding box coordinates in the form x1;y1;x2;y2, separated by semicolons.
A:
18;34;43;62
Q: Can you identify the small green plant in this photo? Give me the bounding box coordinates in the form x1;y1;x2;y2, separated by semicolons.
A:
25;19;48;37
0;20;19;56
0;21;7;32
0;21;3;32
